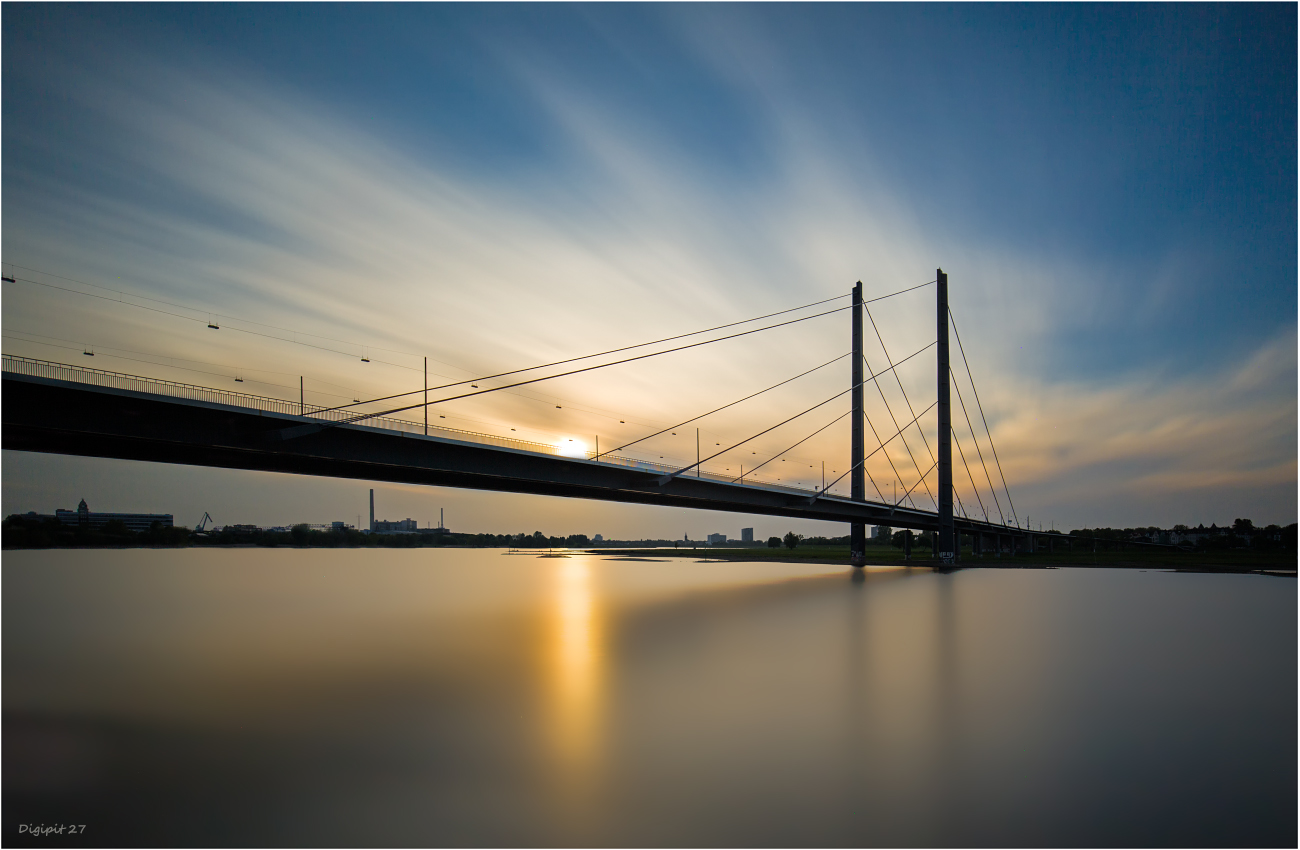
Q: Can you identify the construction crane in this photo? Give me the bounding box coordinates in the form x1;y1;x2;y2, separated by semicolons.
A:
195;512;214;532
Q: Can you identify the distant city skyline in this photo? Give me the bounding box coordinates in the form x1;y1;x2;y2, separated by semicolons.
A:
3;5;1294;534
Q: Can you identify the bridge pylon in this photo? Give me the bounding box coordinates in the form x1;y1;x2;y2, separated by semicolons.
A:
936;268;955;565
850;281;866;567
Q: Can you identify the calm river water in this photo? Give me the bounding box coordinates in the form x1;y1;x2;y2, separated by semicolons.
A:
4;549;1295;847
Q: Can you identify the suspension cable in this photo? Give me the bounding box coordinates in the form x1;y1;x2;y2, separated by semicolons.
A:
602;352;848;458
949;308;1019;526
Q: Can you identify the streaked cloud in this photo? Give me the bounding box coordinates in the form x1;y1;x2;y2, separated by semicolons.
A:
3;7;1294;531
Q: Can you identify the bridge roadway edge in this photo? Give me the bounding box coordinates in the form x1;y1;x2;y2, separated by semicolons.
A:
1;373;1012;534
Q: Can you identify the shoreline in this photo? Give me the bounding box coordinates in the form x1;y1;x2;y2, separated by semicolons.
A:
3;544;1293;575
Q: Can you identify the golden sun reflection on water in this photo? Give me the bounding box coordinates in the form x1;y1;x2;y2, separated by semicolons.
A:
546;557;605;790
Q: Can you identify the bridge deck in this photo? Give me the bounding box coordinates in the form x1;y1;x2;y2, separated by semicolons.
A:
2;356;1026;535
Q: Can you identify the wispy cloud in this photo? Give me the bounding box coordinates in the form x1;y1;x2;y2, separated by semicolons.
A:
3;29;1294;531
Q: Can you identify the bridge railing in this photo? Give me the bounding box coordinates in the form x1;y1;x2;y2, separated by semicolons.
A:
2;354;825;497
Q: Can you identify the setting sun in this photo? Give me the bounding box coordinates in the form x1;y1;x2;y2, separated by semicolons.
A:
557;439;588;458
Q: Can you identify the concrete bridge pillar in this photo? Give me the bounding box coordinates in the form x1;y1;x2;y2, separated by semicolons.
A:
904;530;912;561
1048;536;1054;555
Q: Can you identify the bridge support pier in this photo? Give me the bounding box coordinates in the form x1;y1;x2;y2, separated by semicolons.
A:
904;530;912;561
1048;536;1054;555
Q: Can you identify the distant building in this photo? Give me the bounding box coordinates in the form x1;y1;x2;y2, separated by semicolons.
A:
30;499;175;533
373;518;418;533
593;534;603;542
707;532;727;545
872;525;891;540
741;527;754;543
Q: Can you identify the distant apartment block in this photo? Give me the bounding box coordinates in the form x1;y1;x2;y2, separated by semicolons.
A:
707;532;727;544
741;527;754;543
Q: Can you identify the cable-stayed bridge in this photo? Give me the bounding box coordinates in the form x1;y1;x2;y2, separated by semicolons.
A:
3;267;1047;565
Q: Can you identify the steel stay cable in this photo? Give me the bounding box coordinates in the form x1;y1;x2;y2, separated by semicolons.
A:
950;366;1005;525
7;262;884;365
601;352;849;458
811;400;939;501
317;303;857;422
6;274;418;370
731;409;850;483
852;366;923;511
897;458;939;507
9;261;932;427
2;329;367;394
0;335;320;398
862;351;935;509
951;426;989;521
294;280;935;416
950;307;1019;527
656;342;936;482
862;405;920;510
8;263;859;388
866;304;938;465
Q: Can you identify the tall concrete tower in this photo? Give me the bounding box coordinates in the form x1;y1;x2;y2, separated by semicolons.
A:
369;489;374;533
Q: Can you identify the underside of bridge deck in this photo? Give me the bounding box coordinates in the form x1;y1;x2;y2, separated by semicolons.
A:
6;373;1004;532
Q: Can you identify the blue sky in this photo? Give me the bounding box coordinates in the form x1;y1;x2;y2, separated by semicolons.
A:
3;4;1295;534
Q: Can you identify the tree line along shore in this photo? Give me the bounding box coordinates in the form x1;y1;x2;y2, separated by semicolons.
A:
3;513;1294;571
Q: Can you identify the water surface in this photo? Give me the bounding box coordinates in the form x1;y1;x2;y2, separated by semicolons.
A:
4;549;1295;846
